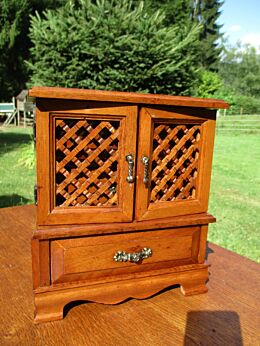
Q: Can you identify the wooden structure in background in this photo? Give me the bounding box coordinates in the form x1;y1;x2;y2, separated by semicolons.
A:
16;90;34;127
1;205;259;345
29;86;229;323
0;99;17;125
0;90;34;127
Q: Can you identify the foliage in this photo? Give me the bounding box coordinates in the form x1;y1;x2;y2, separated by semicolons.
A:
195;42;260;114
18;140;35;169
28;0;200;95
219;43;260;98
0;0;225;99
143;0;192;27
229;95;260;115
0;0;29;101
218;42;260;114
196;70;223;98
0;0;64;101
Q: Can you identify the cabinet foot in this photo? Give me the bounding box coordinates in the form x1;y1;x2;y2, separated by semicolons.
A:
180;281;208;296
34;294;64;323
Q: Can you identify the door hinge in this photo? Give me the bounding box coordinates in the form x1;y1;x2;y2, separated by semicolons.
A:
34;185;38;206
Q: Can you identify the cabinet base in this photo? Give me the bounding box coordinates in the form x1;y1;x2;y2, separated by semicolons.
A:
34;264;209;323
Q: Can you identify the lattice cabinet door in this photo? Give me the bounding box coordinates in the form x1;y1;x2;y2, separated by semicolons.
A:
135;107;216;221
36;103;137;225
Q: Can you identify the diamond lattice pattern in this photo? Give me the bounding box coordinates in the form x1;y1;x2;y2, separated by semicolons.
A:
150;123;201;203
55;118;120;207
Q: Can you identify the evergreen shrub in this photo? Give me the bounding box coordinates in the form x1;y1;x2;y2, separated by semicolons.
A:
28;0;200;95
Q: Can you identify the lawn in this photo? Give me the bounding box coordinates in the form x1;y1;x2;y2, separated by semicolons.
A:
0;126;259;262
0;127;35;207
208;131;260;262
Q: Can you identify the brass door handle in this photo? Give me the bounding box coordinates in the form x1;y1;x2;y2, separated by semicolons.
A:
141;156;149;184
113;248;152;263
126;154;134;183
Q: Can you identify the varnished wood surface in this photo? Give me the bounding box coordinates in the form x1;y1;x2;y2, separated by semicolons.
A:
0;205;259;345
29;86;229;109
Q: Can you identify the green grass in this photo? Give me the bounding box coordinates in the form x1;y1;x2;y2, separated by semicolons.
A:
0;127;35;207
0;126;259;262
208;132;260;262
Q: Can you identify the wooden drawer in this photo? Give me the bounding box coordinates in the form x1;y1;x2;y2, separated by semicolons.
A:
51;227;201;284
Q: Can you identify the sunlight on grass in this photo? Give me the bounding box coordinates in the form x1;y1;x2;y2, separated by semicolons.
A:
0;127;35;208
209;132;260;262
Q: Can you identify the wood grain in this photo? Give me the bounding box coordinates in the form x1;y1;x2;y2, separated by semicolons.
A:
29;86;229;109
0;205;259;345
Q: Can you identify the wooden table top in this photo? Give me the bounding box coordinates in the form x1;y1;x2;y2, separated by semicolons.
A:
0;205;259;346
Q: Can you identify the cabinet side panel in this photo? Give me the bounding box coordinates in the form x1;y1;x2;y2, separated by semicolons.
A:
196;118;216;210
35;104;51;226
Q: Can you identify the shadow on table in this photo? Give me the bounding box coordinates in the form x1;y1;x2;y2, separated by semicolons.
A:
206;241;214;260
184;311;243;345
0;194;31;208
0;130;32;156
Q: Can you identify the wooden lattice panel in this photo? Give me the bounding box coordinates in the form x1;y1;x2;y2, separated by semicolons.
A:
150;123;201;203
55;118;120;207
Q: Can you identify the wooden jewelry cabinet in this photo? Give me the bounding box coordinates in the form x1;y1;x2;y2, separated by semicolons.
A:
29;86;228;323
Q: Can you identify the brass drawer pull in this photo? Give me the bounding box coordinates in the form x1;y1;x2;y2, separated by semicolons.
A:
126;154;134;183
141;156;149;184
113;247;152;263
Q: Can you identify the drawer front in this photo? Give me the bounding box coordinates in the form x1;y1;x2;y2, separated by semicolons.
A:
51;227;200;284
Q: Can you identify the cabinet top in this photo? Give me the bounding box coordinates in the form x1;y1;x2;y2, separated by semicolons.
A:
29;86;229;109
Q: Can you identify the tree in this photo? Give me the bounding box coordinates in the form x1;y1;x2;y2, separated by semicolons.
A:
193;0;224;71
217;42;260;114
219;42;260;98
0;0;64;101
144;0;224;71
28;0;201;95
143;0;192;27
0;0;29;101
